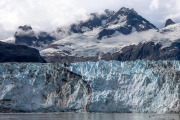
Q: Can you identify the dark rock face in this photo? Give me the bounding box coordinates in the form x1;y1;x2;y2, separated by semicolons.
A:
97;29;116;39
112;41;180;61
15;25;56;48
0;41;46;63
115;42;162;61
165;19;175;27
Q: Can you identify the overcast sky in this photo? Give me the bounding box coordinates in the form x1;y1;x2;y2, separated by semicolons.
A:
0;0;180;39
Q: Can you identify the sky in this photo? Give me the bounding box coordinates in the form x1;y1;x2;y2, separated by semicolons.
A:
0;0;180;39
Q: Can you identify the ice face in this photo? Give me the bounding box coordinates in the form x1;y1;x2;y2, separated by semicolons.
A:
68;60;180;113
0;63;91;112
0;60;180;113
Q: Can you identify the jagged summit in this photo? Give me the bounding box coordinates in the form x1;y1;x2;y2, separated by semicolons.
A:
97;7;158;39
18;25;33;31
165;19;175;27
104;9;115;15
118;7;138;15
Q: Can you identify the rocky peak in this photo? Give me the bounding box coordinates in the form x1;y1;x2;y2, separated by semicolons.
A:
104;9;115;16
18;25;33;31
97;7;158;39
165;19;175;27
16;25;35;36
118;7;138;15
69;7;158;37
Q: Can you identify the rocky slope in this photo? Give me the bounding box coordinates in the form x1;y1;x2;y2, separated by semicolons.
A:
0;42;46;63
1;60;180;113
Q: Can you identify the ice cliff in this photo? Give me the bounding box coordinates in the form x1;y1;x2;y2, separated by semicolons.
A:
68;60;180;113
0;63;91;112
1;60;180;113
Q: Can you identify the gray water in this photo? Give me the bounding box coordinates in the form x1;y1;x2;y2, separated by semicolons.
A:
0;113;179;120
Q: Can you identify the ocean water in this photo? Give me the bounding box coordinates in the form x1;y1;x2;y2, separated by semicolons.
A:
0;113;179;120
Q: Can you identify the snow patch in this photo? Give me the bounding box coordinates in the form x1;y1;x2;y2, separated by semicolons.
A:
0;37;15;44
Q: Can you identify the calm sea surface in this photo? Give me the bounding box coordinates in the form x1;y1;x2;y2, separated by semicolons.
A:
0;113;179;120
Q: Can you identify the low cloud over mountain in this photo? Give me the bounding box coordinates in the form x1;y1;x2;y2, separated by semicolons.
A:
0;0;180;39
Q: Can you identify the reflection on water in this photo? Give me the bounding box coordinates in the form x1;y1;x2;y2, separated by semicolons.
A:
0;113;179;120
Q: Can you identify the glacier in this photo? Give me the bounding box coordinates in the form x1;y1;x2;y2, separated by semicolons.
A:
0;63;91;112
0;60;180;113
68;60;180;113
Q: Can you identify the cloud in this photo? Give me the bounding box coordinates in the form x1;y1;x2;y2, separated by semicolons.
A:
0;0;180;39
149;0;159;9
0;0;88;31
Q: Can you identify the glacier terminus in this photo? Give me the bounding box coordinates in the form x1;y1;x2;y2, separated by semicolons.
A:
0;60;180;113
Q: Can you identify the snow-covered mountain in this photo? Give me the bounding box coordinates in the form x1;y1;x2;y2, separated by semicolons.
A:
1;7;180;63
40;7;161;62
41;20;180;63
68;7;157;38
